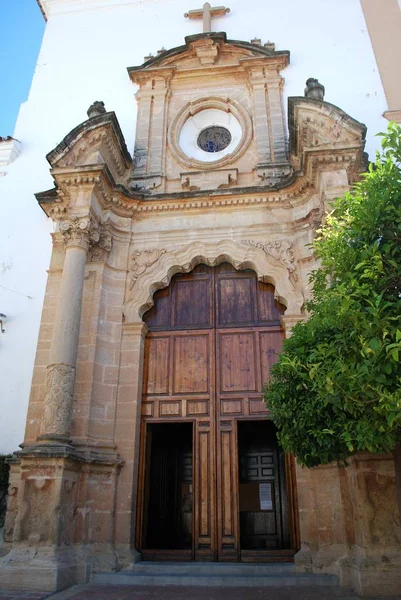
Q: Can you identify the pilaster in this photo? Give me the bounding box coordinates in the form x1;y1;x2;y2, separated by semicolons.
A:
130;72;172;191
114;322;148;566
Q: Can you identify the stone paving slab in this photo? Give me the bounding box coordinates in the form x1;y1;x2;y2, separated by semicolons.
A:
0;593;50;600
1;586;400;600
43;585;401;600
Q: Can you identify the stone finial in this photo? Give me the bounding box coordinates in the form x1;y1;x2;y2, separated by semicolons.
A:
87;101;106;119
157;47;166;55
251;37;262;46
264;41;275;51
144;53;154;62
304;78;325;101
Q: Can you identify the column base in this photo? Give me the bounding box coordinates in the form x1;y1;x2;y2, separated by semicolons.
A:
0;545;89;592
295;542;348;575
339;551;401;597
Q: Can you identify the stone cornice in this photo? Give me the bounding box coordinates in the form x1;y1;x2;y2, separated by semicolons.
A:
37;162;317;218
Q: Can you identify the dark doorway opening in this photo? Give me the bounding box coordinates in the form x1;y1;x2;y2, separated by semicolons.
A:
143;422;193;550
238;420;290;551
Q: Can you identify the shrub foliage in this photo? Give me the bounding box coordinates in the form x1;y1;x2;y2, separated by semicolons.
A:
264;123;401;467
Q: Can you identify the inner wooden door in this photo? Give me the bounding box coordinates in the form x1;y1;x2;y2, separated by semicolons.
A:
136;263;298;561
144;423;193;551
238;420;289;552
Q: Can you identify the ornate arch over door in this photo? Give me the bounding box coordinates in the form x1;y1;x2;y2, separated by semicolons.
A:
135;263;299;562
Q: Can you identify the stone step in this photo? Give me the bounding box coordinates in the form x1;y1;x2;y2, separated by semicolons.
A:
93;563;339;588
131;561;296;575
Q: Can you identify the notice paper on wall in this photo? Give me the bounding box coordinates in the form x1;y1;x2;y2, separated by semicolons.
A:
259;483;273;510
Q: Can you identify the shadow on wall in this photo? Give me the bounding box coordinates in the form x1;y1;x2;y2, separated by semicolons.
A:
0;456;10;548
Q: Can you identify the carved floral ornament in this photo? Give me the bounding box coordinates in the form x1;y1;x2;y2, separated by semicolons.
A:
241;240;298;281
124;240;304;323
130;249;167;290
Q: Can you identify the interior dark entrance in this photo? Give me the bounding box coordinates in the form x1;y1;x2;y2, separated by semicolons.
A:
144;423;193;551
238;420;290;552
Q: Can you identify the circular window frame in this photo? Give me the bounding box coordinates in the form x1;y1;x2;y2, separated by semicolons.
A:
168;96;253;170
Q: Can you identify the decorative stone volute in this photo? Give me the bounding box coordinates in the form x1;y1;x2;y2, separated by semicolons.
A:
87;101;106;119
304;78;325;100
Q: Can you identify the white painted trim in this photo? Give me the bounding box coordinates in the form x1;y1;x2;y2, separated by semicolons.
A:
38;0;164;18
0;139;22;176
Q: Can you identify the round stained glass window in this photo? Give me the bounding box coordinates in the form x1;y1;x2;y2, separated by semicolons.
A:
197;126;232;153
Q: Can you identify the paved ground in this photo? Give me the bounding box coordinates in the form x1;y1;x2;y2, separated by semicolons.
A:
1;585;400;600
0;593;51;600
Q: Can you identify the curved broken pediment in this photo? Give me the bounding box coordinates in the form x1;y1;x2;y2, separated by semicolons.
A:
46;110;132;185
288;96;367;184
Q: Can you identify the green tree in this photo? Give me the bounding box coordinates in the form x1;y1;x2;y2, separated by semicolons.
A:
264;123;401;468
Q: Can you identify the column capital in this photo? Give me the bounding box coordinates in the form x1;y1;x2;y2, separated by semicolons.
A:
281;313;308;338
58;216;101;252
122;322;149;338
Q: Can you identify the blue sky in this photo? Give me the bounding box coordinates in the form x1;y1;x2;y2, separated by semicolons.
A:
0;0;45;136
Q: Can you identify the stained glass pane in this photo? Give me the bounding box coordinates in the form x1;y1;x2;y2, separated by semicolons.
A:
198;126;231;153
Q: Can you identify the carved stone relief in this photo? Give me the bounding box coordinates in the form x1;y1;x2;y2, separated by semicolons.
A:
40;363;76;438
129;249;167;294
241;239;298;281
88;230;113;263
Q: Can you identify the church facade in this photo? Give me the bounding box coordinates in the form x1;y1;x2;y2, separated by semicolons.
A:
0;0;400;596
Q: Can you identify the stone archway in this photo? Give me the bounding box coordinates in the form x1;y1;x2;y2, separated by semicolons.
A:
115;240;304;564
123;240;304;324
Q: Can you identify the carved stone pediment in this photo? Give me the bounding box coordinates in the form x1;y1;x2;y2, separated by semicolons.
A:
128;32;289;81
288;97;367;185
46;111;133;185
289;97;366;159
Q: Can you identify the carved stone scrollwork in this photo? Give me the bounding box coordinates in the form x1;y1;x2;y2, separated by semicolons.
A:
88;230;113;263
242;239;298;281
40;363;76;438
58;217;100;252
129;249;167;293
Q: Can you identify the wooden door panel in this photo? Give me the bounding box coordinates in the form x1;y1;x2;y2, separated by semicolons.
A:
257;282;283;323
259;330;283;385
219;332;257;393
173;334;210;394
172;278;211;328
217;276;255;326
194;420;216;560
143;337;170;395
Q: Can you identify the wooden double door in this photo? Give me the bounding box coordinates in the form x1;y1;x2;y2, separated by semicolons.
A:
136;263;298;561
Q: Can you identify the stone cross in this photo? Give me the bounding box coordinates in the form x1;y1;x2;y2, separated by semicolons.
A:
184;2;230;33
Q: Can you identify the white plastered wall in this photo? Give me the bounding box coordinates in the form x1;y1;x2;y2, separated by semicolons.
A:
0;0;389;453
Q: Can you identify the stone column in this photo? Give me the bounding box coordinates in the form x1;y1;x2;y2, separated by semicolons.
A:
39;216;100;443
